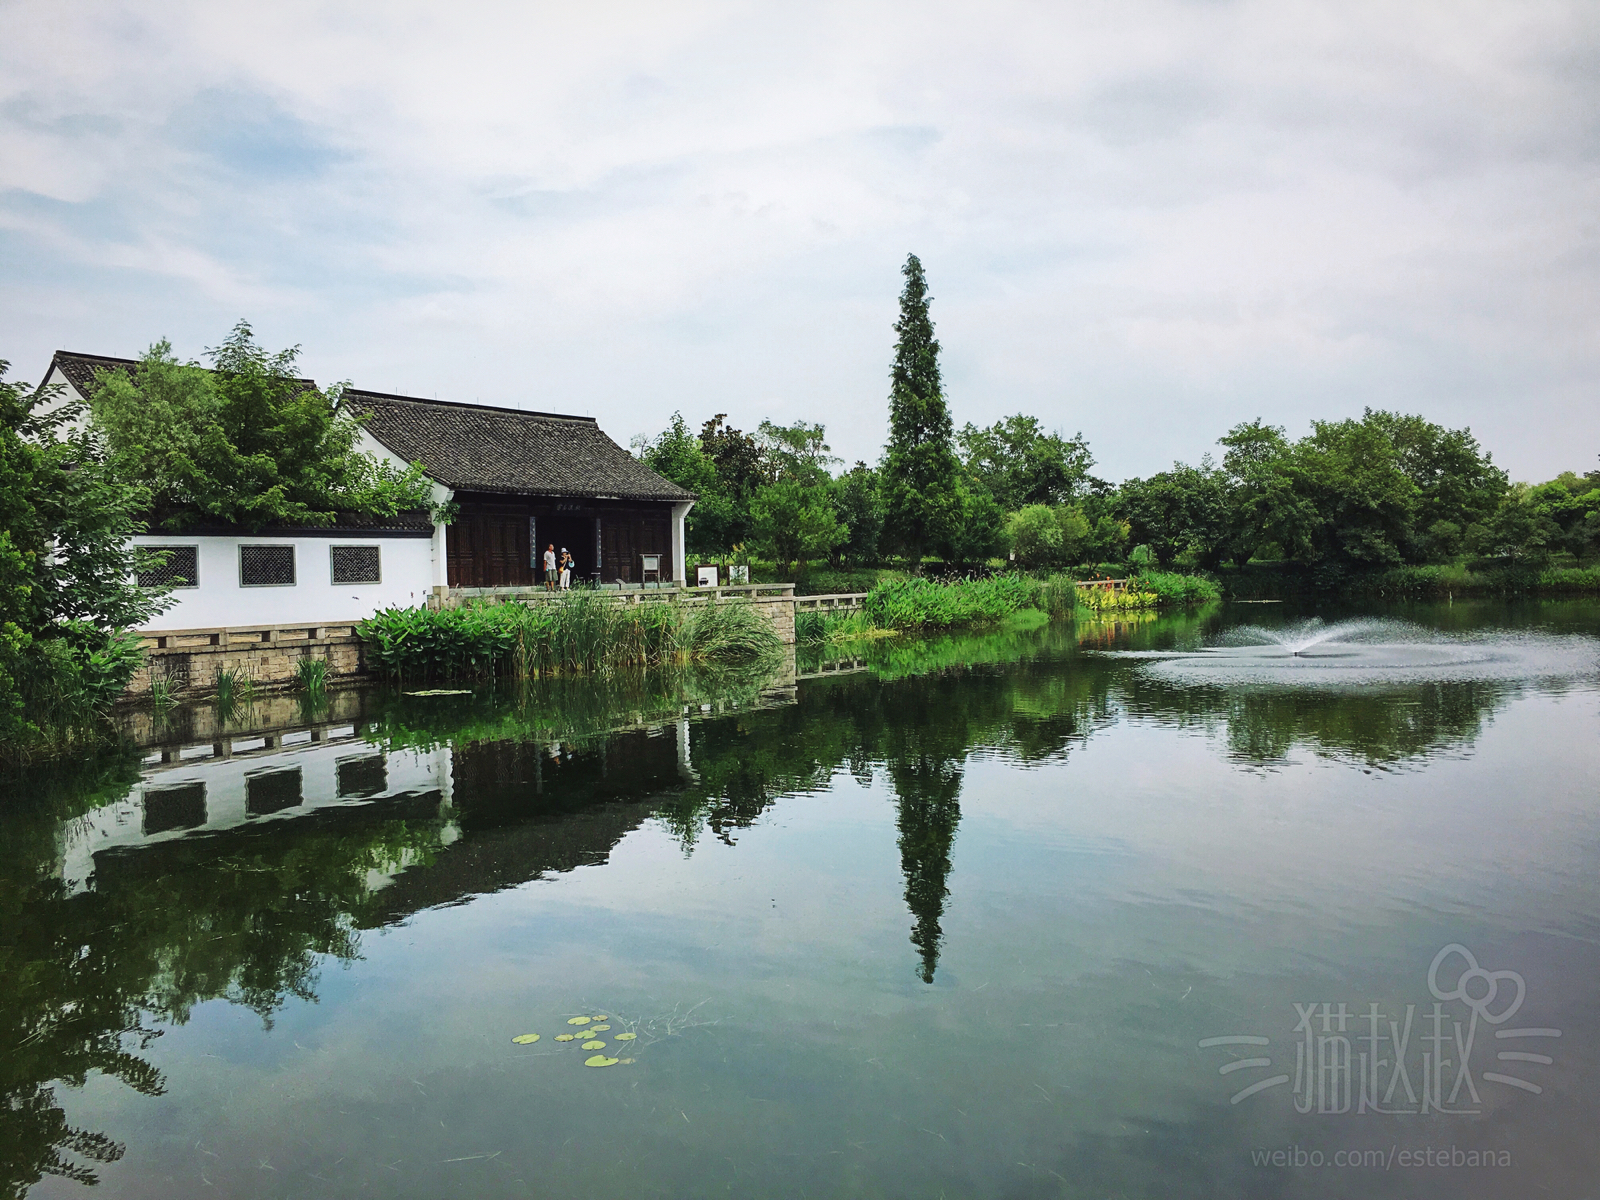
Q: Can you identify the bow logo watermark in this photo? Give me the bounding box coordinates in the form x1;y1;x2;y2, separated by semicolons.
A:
1199;944;1560;1114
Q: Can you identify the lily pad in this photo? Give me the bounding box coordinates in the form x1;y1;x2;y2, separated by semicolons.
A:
567;1017;591;1026
589;1024;611;1032
511;1033;541;1045
584;1055;620;1068
613;1032;637;1041
581;1039;606;1050
594;1015;608;1021
555;1034;576;1042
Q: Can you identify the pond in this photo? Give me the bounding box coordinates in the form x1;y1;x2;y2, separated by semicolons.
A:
4;600;1600;1198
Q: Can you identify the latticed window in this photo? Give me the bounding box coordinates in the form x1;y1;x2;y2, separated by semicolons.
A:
137;545;198;589
330;544;381;584
239;544;296;587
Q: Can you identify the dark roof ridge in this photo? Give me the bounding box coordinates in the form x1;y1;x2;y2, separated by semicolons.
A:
49;350;318;390
341;387;597;424
53;350;139;367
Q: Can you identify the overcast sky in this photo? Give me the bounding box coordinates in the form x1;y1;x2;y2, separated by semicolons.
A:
3;1;1596;483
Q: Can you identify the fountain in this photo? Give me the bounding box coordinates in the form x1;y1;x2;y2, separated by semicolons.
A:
1098;617;1599;688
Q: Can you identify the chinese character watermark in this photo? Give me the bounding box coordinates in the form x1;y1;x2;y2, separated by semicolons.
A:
1200;944;1561;1112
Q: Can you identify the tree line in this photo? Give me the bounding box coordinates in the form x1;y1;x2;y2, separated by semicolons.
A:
638;254;1600;579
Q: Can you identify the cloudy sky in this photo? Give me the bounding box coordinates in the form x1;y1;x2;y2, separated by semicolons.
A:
2;0;1596;482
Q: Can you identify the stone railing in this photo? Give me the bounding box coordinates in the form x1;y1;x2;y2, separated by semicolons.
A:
127;623;365;699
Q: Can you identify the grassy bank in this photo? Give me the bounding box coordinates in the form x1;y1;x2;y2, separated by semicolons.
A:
1217;560;1600;600
1344;562;1600;599
358;590;781;684
796;570;1217;643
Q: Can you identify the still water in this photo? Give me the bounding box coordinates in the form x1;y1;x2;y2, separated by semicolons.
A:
4;601;1600;1199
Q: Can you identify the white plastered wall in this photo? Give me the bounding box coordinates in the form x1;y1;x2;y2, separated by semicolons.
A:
671;500;694;584
353;426;454;588
136;533;435;630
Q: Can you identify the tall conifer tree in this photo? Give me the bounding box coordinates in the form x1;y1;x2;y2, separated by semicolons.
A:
882;254;961;568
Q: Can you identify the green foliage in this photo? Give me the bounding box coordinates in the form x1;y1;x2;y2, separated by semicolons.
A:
863;574;1036;631
1134;570;1222;604
358;593;780;684
1118;461;1230;569
1;362;169;761
934;479;1006;568
1344;562;1600;598
749;479;846;575
636;411;728;553
1521;464;1600;558
958;414;1094;510
882;254;963;568
1212;410;1510;573
1004;504;1092;570
698;414;769;549
294;656;329;693
756;419;837;483
828;463;885;567
88;324;438;531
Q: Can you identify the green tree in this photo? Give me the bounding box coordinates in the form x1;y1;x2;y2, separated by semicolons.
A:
0;364;169;759
882;255;962;569
89;324;437;531
1117;461;1230;569
1004;504;1092;570
756;419;838;484
749;479;846;576
829;462;885;567
698;414;769;547
1522;462;1600;559
636;412;729;554
1360;409;1506;560
958;415;1094;510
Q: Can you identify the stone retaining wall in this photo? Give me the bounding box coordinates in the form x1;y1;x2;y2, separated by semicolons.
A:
125;588;798;700
127;625;366;699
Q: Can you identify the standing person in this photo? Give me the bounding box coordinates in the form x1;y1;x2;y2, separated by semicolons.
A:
543;543;557;592
559;548;573;592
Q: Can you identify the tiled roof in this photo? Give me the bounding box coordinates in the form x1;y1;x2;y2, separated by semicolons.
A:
48;351;139;396
46;351;317;396
343;389;693;503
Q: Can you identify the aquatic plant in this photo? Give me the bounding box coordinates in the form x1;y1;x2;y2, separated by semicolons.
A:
358;593;781;684
294;655;329;693
862;574;1035;631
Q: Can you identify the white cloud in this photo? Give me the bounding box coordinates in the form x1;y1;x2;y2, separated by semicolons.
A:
2;0;1596;479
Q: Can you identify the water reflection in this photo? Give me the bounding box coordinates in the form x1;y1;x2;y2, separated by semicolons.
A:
2;603;1597;1195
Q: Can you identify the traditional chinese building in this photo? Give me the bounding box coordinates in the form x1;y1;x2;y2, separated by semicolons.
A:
40;353;695;630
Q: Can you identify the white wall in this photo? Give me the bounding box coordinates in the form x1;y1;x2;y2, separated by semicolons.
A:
136;533;435;630
671;500;693;584
353;426;454;588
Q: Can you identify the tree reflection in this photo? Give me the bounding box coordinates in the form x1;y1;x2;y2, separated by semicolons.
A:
0;775;447;1196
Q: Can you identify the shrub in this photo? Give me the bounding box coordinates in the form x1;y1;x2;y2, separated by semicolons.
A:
1004;504;1091;570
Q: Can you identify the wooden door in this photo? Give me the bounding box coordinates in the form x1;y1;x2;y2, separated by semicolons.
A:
448;511;532;587
602;519;636;583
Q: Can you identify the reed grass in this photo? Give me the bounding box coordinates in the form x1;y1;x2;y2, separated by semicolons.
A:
294;655;329;693
358;592;782;684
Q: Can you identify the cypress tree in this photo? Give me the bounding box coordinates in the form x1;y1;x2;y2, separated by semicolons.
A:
882;254;962;568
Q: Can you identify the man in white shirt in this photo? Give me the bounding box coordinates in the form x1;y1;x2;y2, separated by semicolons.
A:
543;544;557;592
